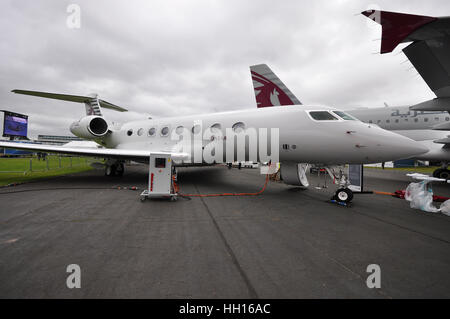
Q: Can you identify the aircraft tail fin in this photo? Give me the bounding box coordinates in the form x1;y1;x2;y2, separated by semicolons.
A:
250;64;301;108
11;90;128;116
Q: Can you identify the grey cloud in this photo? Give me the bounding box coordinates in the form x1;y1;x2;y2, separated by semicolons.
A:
0;0;448;138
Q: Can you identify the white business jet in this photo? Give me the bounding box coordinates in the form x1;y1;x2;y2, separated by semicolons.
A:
0;86;427;202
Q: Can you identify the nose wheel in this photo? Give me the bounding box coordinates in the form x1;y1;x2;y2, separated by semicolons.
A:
333;188;354;204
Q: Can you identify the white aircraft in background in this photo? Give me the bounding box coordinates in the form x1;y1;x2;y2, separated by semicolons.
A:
249;9;450;179
0;86;427;202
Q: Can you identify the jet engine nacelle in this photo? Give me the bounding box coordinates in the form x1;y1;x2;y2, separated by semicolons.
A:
280;162;310;187
70;115;109;140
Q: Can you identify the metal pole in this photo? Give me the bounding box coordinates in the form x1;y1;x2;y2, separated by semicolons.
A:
59;156;61;168
29;158;32;172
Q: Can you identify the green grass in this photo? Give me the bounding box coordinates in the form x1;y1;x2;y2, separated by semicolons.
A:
365;166;439;174
0;156;95;186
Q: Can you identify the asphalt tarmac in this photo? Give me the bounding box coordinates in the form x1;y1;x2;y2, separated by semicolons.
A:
0;165;449;298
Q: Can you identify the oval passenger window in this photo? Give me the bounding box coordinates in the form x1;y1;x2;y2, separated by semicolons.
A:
161;127;169;136
232;122;245;133
192;124;201;134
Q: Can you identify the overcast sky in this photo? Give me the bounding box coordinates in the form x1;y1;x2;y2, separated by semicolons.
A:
1;0;448;138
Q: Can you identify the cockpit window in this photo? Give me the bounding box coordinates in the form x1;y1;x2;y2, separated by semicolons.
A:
332;111;357;121
309;111;339;121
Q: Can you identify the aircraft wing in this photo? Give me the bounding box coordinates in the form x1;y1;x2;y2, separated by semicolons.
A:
0;141;188;161
362;10;450;106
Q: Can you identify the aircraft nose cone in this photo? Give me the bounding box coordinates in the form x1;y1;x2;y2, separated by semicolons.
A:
381;132;429;160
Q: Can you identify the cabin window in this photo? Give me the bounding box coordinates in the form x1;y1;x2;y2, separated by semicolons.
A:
309;111;338;121
175;126;184;134
377;120;381;123
368;120;373;123
386;120;390;123
395;119;399;123
210;123;222;133
424;118;428;122
148;127;156;136
192;124;201;134
161;126;169;136
127;129;133;136
414;118;418;122
232;122;246;133
137;128;144;136
332;111;356;120
435;117;439;121
446;117;449;121
282;144;290;150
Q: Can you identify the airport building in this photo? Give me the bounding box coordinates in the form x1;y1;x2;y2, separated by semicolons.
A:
36;135;83;145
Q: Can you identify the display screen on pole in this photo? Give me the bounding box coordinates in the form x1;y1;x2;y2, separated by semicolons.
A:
3;111;28;138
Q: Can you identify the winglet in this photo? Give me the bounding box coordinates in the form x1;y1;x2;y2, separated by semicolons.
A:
361;10;437;53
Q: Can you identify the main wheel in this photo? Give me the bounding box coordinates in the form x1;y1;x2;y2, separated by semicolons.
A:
105;164;116;176
334;188;353;203
433;168;450;179
116;163;124;176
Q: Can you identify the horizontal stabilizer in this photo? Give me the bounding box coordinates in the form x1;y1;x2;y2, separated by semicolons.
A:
12;90;128;112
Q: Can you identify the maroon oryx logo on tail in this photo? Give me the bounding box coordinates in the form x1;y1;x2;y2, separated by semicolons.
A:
251;71;295;108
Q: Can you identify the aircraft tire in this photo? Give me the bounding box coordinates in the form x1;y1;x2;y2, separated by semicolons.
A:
116;163;124;176
434;168;450;179
334;188;353;203
105;164;116;176
432;169;442;178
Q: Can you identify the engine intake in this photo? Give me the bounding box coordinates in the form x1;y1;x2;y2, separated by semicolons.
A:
70;116;109;140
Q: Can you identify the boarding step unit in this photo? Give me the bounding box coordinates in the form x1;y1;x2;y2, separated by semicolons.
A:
140;153;177;201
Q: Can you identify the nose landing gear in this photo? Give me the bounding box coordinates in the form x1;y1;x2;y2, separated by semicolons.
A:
324;166;354;204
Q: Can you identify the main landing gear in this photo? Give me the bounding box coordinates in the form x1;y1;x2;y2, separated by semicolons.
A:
432;163;449;180
105;160;124;177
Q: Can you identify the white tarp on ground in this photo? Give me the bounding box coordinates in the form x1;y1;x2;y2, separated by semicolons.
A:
441;200;450;216
405;173;450;215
